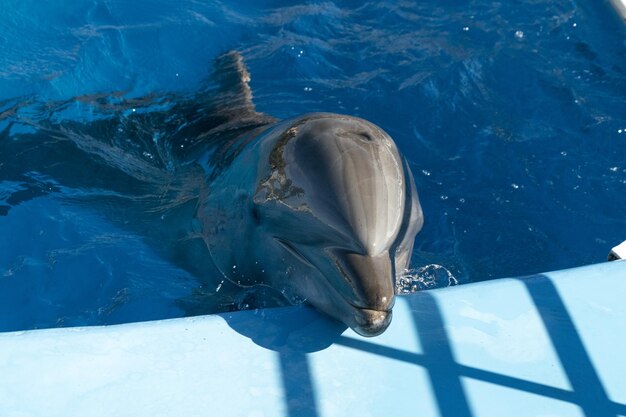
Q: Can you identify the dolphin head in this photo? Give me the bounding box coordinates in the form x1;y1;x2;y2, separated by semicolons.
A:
252;113;423;336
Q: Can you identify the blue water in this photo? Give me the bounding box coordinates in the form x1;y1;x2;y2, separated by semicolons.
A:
1;0;625;332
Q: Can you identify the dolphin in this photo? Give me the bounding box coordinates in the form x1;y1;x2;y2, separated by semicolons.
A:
0;51;423;336
201;111;423;336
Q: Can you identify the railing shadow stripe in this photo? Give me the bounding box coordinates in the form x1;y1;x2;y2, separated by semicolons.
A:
278;351;320;417
520;276;616;417
335;336;626;415
412;292;474;417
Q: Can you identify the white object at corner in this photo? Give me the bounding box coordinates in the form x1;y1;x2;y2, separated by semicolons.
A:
609;0;626;20
608;239;626;261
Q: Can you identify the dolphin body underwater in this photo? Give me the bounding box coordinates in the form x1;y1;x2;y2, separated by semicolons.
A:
0;52;423;336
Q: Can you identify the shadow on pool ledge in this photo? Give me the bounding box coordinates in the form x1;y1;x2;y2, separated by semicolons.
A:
222;270;626;417
223;304;347;417
222;303;347;353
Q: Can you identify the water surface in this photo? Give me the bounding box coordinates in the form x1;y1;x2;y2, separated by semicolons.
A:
1;0;625;331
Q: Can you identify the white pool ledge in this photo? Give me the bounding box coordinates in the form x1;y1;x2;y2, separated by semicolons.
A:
1;260;626;417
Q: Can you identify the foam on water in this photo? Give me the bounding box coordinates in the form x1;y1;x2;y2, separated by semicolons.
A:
396;265;459;294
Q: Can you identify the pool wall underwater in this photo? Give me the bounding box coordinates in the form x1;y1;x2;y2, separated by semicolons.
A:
1;260;625;417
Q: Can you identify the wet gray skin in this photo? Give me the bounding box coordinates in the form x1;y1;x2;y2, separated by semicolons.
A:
201;113;423;336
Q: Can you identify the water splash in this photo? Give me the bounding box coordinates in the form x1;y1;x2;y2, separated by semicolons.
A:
396;264;458;294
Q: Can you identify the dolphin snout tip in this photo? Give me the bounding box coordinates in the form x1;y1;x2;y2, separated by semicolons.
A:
352;308;392;337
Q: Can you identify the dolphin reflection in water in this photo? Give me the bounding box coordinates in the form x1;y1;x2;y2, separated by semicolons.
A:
0;52;423;336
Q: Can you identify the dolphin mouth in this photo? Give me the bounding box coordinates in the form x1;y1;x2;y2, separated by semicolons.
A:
276;243;395;336
350;306;393;337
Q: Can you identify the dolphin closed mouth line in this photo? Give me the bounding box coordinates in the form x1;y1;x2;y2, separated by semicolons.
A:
351;306;391;318
273;237;315;268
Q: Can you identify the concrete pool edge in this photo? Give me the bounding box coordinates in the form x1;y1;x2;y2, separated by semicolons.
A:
1;259;626;417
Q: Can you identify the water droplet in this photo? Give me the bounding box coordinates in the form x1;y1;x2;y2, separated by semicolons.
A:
232;265;237;269
216;280;224;292
462;26;469;32
514;30;524;40
422;170;431;176
511;183;520;189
